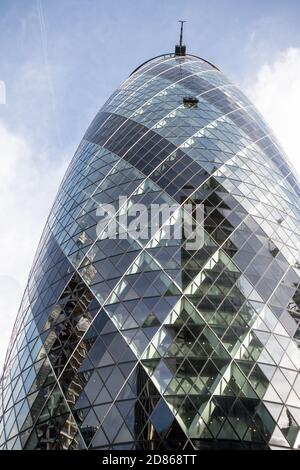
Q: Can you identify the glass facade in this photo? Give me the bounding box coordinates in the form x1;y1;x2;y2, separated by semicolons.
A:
0;52;300;450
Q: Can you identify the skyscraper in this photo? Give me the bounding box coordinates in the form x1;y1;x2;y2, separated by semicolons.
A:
1;34;300;450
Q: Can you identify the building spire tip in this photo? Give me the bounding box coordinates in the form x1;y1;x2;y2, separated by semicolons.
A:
175;20;187;56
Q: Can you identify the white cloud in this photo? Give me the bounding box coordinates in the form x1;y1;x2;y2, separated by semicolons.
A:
246;47;300;180
0;122;68;369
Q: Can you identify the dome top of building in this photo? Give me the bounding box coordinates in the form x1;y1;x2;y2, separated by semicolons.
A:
130;21;219;76
130;53;220;77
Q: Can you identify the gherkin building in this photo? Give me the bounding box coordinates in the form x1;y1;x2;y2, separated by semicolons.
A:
1;38;300;451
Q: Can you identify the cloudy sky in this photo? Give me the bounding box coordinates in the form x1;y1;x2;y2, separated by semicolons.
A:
0;0;299;368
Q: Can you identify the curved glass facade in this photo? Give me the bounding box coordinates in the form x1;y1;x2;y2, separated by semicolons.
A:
1;53;300;450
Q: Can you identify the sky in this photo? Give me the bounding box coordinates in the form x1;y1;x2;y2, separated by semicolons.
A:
0;0;299;369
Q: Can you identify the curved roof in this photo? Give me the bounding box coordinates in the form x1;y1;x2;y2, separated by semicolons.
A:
130;52;220;76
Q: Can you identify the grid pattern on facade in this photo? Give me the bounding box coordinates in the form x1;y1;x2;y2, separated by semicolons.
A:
0;54;300;450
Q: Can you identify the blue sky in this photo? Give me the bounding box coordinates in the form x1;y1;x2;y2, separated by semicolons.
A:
0;0;300;367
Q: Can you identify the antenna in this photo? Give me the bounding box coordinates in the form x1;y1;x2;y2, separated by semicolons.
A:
179;20;186;47
175;20;187;56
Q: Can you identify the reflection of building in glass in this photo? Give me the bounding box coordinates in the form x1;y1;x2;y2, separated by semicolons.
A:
1;40;300;450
